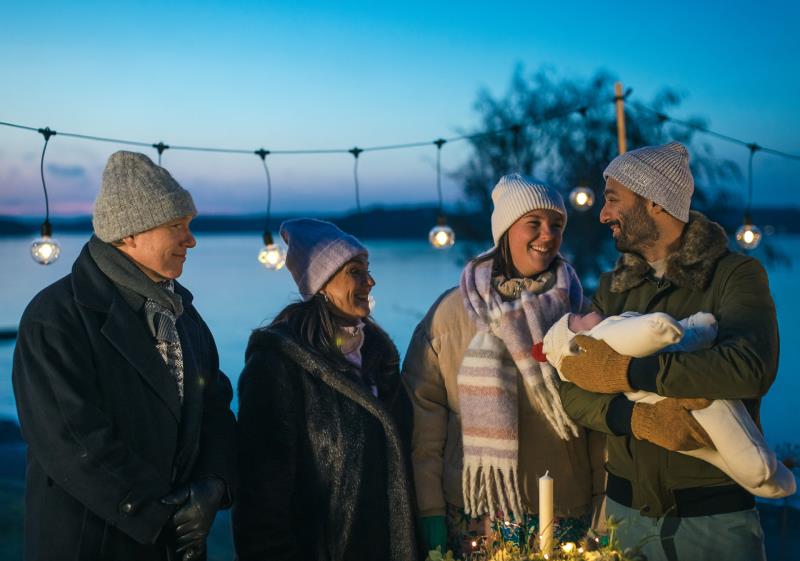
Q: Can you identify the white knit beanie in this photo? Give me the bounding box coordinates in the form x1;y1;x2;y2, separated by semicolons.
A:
603;141;694;222
279;218;368;301
490;173;567;245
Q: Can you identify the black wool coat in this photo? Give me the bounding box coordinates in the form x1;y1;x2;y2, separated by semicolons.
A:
12;244;237;561
232;322;420;561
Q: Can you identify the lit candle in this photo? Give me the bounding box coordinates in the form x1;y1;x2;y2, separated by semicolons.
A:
539;470;554;555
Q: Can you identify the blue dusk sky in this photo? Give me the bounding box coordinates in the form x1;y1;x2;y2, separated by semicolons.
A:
0;0;798;216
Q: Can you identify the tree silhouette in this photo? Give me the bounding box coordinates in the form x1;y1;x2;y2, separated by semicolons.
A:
453;66;775;289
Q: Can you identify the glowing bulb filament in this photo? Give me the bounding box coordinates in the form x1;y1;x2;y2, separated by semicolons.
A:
429;224;455;249
569;186;595;211
31;236;61;265
258;243;286;270
735;223;762;250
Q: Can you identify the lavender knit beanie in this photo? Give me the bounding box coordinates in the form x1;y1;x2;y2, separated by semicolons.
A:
490;173;567;245
280;218;368;300
603;141;694;222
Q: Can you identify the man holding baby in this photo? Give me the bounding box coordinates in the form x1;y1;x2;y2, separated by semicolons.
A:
559;141;778;561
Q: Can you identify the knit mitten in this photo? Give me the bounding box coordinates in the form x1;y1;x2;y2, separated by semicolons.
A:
631;398;714;451
560;335;634;394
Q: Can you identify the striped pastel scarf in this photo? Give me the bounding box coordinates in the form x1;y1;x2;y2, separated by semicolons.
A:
457;254;583;521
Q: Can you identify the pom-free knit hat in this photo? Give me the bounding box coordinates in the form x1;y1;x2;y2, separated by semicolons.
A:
280;218;368;301
490;173;567;245
93;151;197;242
603;141;694;222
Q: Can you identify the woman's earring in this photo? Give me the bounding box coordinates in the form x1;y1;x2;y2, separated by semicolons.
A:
320;292;329;303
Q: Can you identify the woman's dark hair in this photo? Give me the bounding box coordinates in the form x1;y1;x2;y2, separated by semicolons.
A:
471;232;517;279
270;294;354;370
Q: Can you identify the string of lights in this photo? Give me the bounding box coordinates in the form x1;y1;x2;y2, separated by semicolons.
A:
0;97;613;160
2;101;798;162
3;86;799;266
631;105;800;161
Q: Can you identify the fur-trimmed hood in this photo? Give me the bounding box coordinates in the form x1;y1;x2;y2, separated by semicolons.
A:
610;211;730;293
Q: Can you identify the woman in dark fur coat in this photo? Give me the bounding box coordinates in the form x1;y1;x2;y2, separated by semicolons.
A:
233;218;419;561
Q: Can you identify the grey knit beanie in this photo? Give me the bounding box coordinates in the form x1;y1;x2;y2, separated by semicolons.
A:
603;141;694;222
280;218;368;301
490;173;567;245
92;151;197;242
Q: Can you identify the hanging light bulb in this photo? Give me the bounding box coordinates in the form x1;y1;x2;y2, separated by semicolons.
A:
736;145;762;251
254;148;287;270
31;222;61;265
257;231;286;269
31;127;60;265
429;216;456;249
429;139;456;249
569;185;595;211
736;220;762;250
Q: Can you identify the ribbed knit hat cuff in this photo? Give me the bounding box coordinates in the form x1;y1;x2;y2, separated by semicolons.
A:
604;156;690;222
491;191;567;245
92;190;197;242
297;236;368;300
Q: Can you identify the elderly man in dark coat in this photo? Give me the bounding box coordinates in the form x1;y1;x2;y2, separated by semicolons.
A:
12;151;237;561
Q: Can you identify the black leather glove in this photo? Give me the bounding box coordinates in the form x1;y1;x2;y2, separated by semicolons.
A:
161;477;227;560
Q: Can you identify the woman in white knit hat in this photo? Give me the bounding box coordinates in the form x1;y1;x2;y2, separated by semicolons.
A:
402;173;606;556
233;218;419;561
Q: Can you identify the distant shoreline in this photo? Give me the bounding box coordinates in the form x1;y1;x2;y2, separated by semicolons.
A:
2;206;800;238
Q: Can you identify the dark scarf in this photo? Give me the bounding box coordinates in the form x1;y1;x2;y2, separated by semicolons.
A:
88;235;186;401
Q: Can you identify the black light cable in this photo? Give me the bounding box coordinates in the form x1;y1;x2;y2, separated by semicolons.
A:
30;127;61;264
153;142;169;166
349;147;364;213
428;138;455;249
0;96;618;159
254;148;287;269
633;104;800;161
735;144;763;250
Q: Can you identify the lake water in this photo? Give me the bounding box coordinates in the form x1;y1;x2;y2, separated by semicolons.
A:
1;233;798;449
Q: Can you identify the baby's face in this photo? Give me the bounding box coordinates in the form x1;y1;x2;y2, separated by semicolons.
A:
568;311;604;333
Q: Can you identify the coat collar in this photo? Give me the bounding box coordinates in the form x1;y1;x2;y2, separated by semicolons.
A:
71;242;190;421
360;322;401;396
248;321;400;420
610;211;730;293
72;242;193;312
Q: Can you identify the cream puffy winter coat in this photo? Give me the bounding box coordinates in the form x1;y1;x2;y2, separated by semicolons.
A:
402;287;606;519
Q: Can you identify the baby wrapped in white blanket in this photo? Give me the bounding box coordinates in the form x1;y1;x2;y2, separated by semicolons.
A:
543;311;796;499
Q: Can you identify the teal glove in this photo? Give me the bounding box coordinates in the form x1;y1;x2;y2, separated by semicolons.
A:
421;515;447;553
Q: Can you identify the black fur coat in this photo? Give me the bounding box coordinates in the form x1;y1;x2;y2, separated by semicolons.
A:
232;321;419;561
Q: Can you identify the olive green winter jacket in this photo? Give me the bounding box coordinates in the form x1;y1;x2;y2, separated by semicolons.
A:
559;212;780;517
